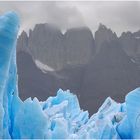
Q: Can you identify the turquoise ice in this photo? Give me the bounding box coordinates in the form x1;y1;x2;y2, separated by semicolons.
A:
0;11;140;139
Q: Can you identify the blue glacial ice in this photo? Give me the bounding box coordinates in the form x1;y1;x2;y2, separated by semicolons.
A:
0;11;140;139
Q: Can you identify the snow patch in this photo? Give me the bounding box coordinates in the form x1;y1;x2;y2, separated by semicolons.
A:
35;60;54;72
135;36;140;39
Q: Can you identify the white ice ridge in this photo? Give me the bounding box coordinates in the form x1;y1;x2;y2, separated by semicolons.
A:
0;11;140;139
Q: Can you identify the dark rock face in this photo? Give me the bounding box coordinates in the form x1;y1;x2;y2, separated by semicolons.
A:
119;31;140;67
17;31;29;52
95;23;117;54
17;24;95;70
64;27;95;66
81;40;140;113
17;51;87;106
28;24;64;70
17;51;60;100
119;32;139;57
17;23;140;114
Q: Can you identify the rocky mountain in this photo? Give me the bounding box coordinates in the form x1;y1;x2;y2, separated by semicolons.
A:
17;31;29;53
16;23;140;114
17;51;61;99
17;51;87;110
81;40;140;112
17;24;95;70
119;31;140;67
95;23;117;54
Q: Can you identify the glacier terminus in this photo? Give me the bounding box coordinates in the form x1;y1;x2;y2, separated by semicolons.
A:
0;11;140;139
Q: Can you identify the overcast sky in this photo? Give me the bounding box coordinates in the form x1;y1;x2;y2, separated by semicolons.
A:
0;1;140;36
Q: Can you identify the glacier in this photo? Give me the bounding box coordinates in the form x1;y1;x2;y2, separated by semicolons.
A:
0;11;140;139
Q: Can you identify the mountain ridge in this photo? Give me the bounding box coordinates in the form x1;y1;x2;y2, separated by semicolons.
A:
16;23;140;114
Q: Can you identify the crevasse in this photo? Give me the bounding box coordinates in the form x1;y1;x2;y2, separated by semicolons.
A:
0;11;140;139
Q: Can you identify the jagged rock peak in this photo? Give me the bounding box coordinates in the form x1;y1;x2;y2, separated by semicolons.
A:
97;23;117;37
20;30;28;37
120;30;140;39
94;23;117;54
18;30;28;42
120;31;133;38
17;24;95;70
17;30;29;52
119;30;140;58
133;30;140;38
98;23;108;30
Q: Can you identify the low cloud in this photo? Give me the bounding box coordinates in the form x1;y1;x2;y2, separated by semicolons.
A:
0;1;140;36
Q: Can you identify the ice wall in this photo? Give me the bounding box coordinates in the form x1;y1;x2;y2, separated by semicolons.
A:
0;11;140;139
0;11;19;138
